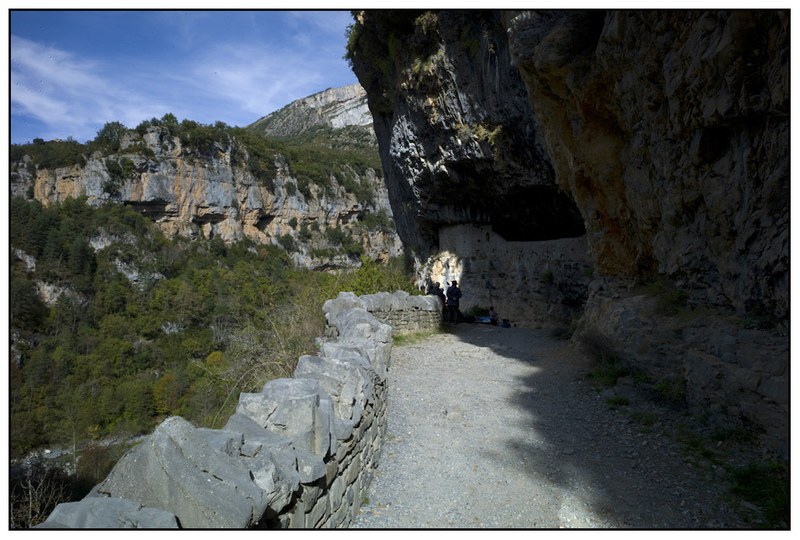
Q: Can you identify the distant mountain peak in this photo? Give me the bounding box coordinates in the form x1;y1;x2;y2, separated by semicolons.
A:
249;83;373;139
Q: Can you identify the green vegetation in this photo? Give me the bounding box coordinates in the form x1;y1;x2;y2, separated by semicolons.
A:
277;125;382;204
605;396;630;409
11;115;383;204
9;196;416;465
392;329;443;346
728;460;789;528
9;137;87;173
357;208;395;234
468;305;489;317
456;121;503;148
326;226;365;258
646;278;689;315
226;125;284;188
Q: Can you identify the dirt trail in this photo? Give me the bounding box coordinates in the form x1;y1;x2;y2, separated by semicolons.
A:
351;325;750;529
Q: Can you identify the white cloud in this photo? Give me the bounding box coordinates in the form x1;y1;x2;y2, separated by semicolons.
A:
9;11;359;143
10;35;170;142
182;42;331;121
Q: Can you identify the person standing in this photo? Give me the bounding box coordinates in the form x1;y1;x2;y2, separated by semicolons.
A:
433;282;446;316
446;280;462;325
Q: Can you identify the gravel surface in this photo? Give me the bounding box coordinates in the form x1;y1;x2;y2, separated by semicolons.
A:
351;324;764;529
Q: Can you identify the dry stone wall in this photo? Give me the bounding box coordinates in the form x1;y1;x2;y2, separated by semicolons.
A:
324;290;443;338
37;292;430;529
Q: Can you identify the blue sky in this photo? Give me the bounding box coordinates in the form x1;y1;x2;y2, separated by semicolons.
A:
9;10;360;144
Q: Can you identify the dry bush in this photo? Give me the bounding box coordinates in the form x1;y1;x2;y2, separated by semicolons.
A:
10;461;69;529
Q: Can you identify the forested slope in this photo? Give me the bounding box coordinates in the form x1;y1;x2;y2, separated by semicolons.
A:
9;195;414;465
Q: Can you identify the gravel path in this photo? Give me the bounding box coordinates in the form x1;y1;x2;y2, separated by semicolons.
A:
351;324;757;529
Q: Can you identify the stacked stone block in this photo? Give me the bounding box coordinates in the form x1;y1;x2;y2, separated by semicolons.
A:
38;292;404;529
324;291;442;337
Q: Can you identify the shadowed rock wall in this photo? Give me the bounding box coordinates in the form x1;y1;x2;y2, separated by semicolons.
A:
505;10;789;321
348;10;788;453
347;11;585;263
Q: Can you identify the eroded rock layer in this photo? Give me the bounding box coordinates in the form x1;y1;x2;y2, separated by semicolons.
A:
12;126;402;271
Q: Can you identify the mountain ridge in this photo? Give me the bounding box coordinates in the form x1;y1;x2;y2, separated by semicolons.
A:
248;83;374;140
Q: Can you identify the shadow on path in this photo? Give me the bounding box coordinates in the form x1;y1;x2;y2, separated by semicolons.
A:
434;323;746;528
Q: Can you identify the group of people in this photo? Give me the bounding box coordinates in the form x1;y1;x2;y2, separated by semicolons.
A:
427;280;461;324
427;279;511;327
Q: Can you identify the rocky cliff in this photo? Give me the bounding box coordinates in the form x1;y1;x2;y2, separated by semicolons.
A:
347;10;788;451
10;86;402;271
249;83;374;138
505;10;789;322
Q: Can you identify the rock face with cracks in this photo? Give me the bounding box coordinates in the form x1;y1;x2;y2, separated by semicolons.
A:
505;10;789;321
348;10;788;452
347;11;586;261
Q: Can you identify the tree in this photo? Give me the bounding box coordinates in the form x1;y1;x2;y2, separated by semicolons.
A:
9;461;69;529
91;121;128;154
9;275;45;329
153;373;180;415
68;235;96;293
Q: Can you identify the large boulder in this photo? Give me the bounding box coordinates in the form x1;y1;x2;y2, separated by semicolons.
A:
37;497;178;529
294;353;378;429
90;416;279;528
236;378;338;459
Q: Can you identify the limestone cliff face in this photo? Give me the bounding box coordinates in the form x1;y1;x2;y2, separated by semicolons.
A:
249;83;374;138
348;11;585;260
348;10;788;451
12;125;402;270
347;11;590;325
505;10;789;322
503;10;789;450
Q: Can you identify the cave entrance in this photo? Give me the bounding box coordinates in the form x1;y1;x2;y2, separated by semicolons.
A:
489;185;585;242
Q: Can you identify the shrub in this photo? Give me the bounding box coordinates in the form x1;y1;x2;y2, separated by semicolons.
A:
606;396;630;409
298;222;312;241
89;121;127;155
728;460;789;528
324;226;363;257
653;375;687;408
646;278;689;315
277;233;297;253
359;209;395;233
578;330;630;386
469;305;489;317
